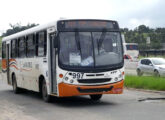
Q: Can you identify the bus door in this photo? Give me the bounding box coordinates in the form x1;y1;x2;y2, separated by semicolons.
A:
47;28;57;94
6;43;11;85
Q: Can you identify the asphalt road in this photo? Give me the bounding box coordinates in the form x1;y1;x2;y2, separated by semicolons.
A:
0;75;165;120
125;60;138;70
125;60;138;75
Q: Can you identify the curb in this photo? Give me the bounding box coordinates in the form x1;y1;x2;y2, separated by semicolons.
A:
125;87;165;95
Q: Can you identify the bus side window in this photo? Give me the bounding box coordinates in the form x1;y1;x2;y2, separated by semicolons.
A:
36;31;47;57
18;37;26;58
26;34;35;57
2;42;6;59
11;39;17;58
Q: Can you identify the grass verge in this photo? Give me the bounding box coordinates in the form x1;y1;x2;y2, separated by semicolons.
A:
138;55;165;60
125;75;165;91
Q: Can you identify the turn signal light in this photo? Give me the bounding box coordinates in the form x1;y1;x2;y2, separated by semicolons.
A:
122;71;125;75
59;74;63;78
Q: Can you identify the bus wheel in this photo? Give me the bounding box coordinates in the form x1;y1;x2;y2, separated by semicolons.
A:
90;94;102;101
12;75;20;94
42;80;51;102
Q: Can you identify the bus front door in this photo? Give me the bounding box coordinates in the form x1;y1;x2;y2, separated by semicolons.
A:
49;32;57;94
6;44;11;85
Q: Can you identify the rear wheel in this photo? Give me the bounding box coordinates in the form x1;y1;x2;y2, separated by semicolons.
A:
90;94;102;101
42;80;51;102
137;69;143;76
12;75;20;94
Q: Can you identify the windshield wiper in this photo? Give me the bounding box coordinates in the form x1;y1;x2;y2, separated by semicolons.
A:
98;30;107;53
75;31;81;51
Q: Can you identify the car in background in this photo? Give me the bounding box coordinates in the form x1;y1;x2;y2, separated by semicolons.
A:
137;58;165;77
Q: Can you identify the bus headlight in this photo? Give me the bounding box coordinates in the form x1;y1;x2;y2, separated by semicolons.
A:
64;77;69;81
118;74;122;79
70;79;74;83
114;77;118;81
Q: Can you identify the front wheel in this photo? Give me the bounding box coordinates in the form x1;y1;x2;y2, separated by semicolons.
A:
42;80;51;102
154;70;160;77
90;94;102;101
137;69;143;76
12;75;20;94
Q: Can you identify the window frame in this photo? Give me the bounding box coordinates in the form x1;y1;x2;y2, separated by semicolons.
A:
36;30;47;57
18;36;26;58
2;42;6;59
26;34;35;58
141;59;146;65
11;39;17;58
145;59;152;65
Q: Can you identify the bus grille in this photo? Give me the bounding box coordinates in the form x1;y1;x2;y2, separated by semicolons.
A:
77;86;113;93
77;78;111;83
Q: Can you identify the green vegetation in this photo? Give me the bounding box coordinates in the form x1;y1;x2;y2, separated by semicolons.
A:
2;23;38;37
138;55;165;60
121;25;165;50
125;75;165;91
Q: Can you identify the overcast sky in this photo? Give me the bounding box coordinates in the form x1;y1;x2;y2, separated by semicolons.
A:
0;0;165;35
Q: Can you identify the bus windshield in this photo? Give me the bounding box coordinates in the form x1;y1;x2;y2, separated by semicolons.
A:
126;45;138;50
59;32;123;68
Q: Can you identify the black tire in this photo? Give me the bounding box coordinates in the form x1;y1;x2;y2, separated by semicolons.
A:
42;80;51;102
12;75;20;94
154;70;160;77
137;69;143;76
90;94;102;101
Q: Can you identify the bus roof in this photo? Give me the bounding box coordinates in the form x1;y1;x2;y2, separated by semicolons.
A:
2;19;118;42
2;20;58;42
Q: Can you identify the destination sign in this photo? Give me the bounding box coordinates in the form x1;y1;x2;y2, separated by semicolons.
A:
57;20;119;31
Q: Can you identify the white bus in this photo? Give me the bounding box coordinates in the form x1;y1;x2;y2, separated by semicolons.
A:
2;19;124;102
123;43;139;61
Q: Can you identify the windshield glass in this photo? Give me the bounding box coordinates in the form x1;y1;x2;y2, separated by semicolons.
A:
126;45;138;50
59;32;123;68
152;58;165;65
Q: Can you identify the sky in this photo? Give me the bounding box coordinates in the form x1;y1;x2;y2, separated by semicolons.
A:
0;0;165;35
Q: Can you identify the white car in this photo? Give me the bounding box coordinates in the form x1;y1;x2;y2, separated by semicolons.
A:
137;58;165;77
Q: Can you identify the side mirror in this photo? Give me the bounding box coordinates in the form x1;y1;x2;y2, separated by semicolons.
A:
149;63;153;66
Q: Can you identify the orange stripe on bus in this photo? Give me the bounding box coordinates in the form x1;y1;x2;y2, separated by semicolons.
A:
2;59;7;69
21;68;32;71
2;59;17;70
10;65;19;70
9;59;17;63
10;65;32;71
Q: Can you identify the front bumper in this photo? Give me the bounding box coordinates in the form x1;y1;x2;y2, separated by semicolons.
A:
58;80;124;97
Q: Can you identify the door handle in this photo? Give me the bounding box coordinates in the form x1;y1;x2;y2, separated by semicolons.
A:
43;58;47;63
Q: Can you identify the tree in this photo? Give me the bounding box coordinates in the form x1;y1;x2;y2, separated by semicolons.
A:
121;25;164;50
2;23;39;37
149;33;162;49
137;25;150;33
